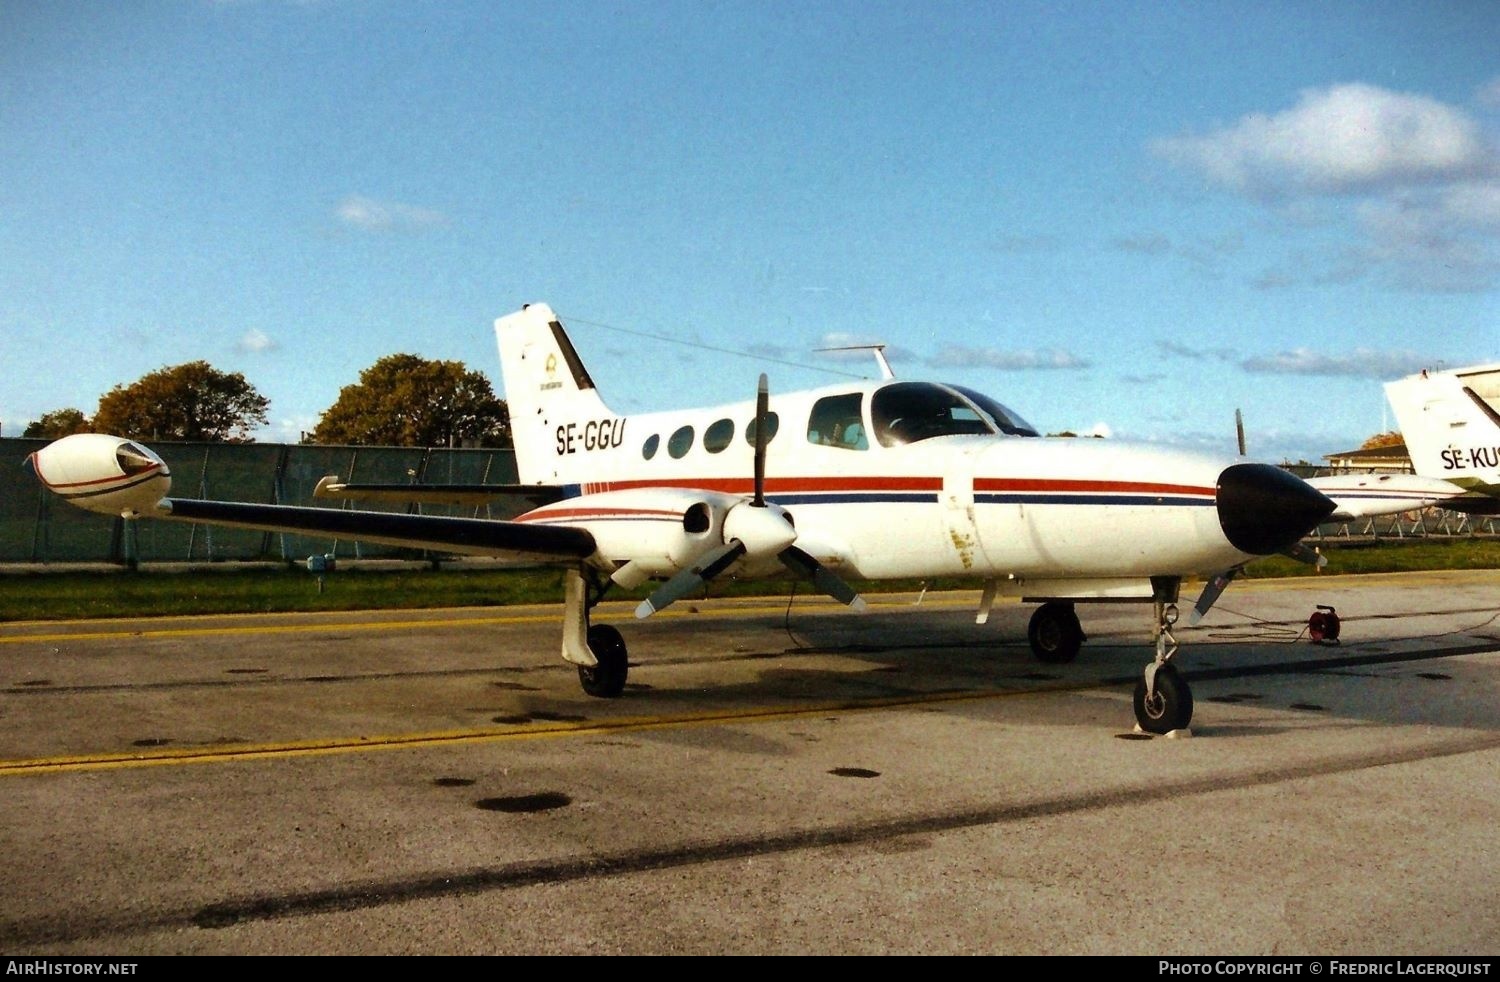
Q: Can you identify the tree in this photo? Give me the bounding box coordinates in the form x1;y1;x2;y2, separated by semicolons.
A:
1360;431;1404;450
310;354;511;447
92;361;270;442
23;408;92;439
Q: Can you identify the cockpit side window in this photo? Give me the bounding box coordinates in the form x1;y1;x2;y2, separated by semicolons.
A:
806;393;868;451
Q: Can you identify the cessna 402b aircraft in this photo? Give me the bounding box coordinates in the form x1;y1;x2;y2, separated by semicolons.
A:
28;303;1347;734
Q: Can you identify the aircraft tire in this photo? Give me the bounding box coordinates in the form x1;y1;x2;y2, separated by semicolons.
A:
579;624;629;698
1133;665;1193;734
1027;602;1083;663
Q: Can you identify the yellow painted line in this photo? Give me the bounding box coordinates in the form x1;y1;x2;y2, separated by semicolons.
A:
0;682;1078;778
0;595;981;645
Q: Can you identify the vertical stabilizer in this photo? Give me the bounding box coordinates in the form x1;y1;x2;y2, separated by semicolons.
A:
496;304;619;487
1384;365;1500;496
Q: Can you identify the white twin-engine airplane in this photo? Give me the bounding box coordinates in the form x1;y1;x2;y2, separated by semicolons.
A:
30;303;1348;734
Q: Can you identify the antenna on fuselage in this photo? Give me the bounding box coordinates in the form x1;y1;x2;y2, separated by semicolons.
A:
815;344;895;380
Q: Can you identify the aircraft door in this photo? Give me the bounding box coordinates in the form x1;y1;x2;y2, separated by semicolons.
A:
942;446;989;572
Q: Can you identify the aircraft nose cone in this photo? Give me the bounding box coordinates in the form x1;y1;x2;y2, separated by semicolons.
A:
1216;463;1336;555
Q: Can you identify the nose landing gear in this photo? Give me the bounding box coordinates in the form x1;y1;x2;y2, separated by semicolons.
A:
1134;596;1193;735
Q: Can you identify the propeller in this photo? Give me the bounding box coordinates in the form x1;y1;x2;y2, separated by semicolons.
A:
1188;565;1242;626
636;374;867;618
1189;542;1326;626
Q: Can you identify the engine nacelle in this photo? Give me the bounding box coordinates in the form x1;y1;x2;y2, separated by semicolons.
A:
26;433;172;517
517;486;797;579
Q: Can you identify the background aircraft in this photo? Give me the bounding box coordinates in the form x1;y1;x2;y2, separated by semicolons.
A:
1385;363;1500;514
27;303;1338;735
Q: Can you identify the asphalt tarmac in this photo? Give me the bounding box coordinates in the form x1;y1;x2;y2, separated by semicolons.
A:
1;570;1498;955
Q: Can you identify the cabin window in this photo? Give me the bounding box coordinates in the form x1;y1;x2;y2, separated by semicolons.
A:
806;393;868;451
704;418;734;453
744;411;780;446
642;434;660;460
667;425;695;459
871;382;998;447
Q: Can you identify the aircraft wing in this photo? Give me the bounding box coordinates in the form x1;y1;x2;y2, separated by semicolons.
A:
1303;473;1468;522
25;434;595;564
312;476;565;508
159;498;596;562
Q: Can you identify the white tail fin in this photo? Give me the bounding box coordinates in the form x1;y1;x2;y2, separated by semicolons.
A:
1384;364;1500;496
496;303;620;487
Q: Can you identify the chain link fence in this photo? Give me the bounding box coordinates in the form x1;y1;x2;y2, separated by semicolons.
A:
1;438;523;564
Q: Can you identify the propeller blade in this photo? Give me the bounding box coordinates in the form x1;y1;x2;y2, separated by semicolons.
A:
636;541;746;618
778;545;868;612
1281;541;1327;568
753;373;769;508
1188;565;1243;625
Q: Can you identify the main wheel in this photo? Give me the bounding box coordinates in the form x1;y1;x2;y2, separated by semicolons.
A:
578;623;628;698
1133;664;1194;734
1027;601;1083;663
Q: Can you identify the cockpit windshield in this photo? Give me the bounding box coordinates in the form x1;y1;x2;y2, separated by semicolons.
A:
949;385;1040;437
865;382;983;446
869;382;1040;446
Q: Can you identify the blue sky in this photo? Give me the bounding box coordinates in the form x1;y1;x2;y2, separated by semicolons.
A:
1;0;1496;464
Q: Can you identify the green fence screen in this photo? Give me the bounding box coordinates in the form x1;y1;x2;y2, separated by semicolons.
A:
1;438;523;564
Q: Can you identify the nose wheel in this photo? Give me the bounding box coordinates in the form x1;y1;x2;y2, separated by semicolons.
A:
1134;599;1193;734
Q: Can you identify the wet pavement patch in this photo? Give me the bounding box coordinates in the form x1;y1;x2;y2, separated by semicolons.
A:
1115;732;1154;741
18;680;52;687
829;767;880;779
1417;672;1452;680
476;792;572;813
492;714;532;725
132;738;172;747
226;668;268;675
303;675;340;683
530;711;588;723
433;777;475;788
488;681;536;691
1290;703;1325;711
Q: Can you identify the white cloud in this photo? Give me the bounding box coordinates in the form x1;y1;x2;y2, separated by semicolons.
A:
1153;82;1500;293
1240;347;1431;379
926;346;1090;371
335;195;448;232
1476;76;1500;111
236;328;279;353
1153;83;1491;196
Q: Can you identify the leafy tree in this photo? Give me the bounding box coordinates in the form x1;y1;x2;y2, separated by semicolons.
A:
23;408;92;439
92;361;269;442
310;354;511;447
1359;430;1404;450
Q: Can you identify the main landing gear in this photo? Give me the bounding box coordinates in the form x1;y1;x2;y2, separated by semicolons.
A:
1027;601;1085;663
563;568;629;698
1025;585;1195;735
